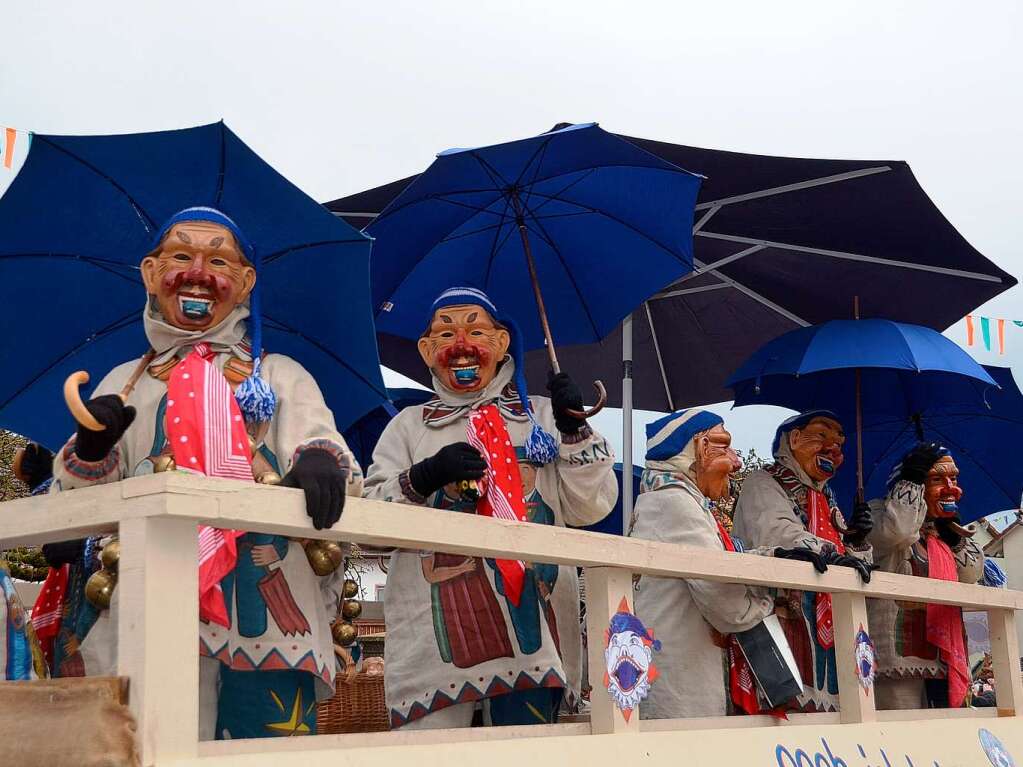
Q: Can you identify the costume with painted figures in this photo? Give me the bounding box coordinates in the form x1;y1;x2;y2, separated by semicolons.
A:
48;207;362;739
866;442;983;710
733;411;874;713
363;287;616;729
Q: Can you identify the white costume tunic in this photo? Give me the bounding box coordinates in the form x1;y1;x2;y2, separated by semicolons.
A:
732;442;872;712
363;359;616;727
630;473;772;719
51;306;362;702
866;480;983;706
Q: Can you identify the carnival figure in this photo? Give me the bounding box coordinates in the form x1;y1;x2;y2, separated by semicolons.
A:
629;409;780;718
865;442;983;710
45;208;361;739
363;286;616;729
732;410;875;712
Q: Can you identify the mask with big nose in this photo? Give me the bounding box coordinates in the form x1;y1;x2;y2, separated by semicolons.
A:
925;455;964;519
788;416;846;483
693;424;742;501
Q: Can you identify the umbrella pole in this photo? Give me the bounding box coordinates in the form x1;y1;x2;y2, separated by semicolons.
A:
622;314;634;535
515;220;607;418
854;296;865;504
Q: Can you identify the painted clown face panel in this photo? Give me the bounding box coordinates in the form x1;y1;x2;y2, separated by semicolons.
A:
924;455;963;519
417;304;511;393
604;627;654;712
693;423;742;501
141;221;256;331
789;416;845;483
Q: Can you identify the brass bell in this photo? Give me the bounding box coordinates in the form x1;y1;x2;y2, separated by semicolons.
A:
85;570;117;610
152;454;176;473
341;599;362;621
256;471;282;485
99;540;120;573
331;620;358;647
247;434;259;456
305;540;343;576
342;579;359;599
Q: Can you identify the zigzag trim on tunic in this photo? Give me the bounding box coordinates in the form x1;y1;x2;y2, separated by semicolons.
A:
199;637;332;688
389;667;566;728
421;384;528;427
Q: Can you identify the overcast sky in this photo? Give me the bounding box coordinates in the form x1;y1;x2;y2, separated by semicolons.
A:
2;0;1020;465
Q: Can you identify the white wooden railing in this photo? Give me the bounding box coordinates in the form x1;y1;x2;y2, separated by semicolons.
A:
2;472;1022;767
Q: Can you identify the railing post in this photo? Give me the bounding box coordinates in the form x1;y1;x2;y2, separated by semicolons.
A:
584;566;640;734
117;515;199;764
987;607;1023;717
831;591;876;723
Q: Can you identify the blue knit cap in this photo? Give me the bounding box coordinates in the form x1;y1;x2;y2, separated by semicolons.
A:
428;287;558;465
150;206;276;423
645;409;723;462
771;409;840;456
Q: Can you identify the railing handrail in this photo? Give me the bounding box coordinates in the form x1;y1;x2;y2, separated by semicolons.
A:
3;472;1019;611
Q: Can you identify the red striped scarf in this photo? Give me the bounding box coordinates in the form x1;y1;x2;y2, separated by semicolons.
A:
465;404;528;606
166;342;250;626
30;564;68;665
926;535;970;708
713;518;761;715
806;488;844;650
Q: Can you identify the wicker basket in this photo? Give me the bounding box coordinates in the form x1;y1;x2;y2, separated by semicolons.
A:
317;669;390;734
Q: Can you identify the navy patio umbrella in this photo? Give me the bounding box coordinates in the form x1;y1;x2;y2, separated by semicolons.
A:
0;122;387;449
727;319;997;516
329;127;1016;411
365;122;702;415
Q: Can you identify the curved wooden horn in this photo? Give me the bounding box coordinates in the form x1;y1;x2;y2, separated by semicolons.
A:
948;521;976;538
831;507;850;536
12;447;28;483
64;371;106;431
565;380;607;420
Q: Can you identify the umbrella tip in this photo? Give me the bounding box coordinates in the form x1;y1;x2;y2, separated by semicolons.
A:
546;122;574;133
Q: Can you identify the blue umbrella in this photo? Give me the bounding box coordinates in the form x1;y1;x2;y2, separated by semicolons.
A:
827;366;1023;524
0;121;387;449
366;122;702;415
727;318;997;506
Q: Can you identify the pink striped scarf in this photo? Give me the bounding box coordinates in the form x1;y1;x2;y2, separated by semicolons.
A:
166;342;250;627
466;404;527;606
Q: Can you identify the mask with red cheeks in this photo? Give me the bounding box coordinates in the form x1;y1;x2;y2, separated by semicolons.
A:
417;304;511;393
924;456;963;519
140;222;256;331
693;424;741;500
788;417;845;483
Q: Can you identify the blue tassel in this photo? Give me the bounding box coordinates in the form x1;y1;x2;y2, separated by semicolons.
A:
525;415;559;465
235;358;277;423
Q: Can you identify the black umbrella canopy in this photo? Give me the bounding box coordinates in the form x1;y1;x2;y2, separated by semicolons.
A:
328;128;1016;410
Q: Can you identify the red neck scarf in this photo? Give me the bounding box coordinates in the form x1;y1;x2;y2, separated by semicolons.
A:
465;404;528;606
925;535;969;708
712;518;761;715
166;343;250;626
807;488;844;650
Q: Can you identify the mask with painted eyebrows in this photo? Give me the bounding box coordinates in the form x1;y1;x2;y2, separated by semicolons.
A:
417;304;511;393
924;455;963;519
789;416;846;483
140;221;256;331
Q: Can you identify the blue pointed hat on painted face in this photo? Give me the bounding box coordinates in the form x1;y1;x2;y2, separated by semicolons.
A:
426;287;558;465
148;207;276;423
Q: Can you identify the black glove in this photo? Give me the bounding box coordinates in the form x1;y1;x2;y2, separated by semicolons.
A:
844;501;874;546
281;449;347;530
73;395;137;462
826;551;878;583
547;372;585;435
774;547;829;574
20;443;55;490
934;517;963;549
899;442;945;485
408;442;486;498
42;539;85;568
